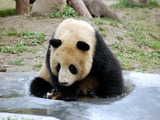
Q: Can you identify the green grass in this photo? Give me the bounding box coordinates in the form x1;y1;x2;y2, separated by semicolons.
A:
94;17;118;25
8;59;25;66
108;22;160;71
115;35;124;41
0;30;45;54
0;9;16;17
34;63;43;68
93;17;119;37
111;43;160;71
50;5;78;18
6;30;45;39
123;23;160;50
91;16;160;71
112;0;159;8
0;42;28;54
94;17;108;25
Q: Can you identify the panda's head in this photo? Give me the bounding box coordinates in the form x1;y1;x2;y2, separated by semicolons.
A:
49;18;96;86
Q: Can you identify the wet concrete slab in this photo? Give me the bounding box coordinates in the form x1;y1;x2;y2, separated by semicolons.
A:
0;71;160;120
0;112;59;120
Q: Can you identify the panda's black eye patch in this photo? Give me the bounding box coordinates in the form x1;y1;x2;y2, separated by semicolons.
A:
69;64;77;74
56;63;61;72
50;39;62;48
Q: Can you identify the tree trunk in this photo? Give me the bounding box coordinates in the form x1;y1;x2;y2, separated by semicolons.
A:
16;0;30;15
83;0;121;22
69;0;92;18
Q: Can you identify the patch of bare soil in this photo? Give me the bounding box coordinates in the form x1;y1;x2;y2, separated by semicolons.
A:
0;16;63;72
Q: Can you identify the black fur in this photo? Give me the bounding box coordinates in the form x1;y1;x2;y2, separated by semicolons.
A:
30;30;124;100
50;39;62;48
58;82;79;101
30;77;53;98
30;0;35;4
77;41;90;51
92;31;124;97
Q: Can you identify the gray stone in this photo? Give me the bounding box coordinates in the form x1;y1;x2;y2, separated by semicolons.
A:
0;72;160;120
0;112;59;120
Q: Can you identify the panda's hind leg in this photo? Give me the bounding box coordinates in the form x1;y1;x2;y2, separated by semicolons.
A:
78;76;98;98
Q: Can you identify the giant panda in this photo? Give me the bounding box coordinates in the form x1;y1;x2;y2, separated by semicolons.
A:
30;18;124;101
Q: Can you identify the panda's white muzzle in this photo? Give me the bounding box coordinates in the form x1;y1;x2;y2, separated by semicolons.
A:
58;68;75;86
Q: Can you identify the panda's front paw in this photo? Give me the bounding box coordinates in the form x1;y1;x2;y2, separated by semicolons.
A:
46;89;62;100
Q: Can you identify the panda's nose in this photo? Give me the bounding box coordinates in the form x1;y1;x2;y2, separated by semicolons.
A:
59;82;68;85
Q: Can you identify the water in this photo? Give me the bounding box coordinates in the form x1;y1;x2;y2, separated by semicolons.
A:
0;72;160;120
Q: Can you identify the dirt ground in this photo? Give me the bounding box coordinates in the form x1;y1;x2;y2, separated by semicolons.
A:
0;1;160;73
0;16;62;72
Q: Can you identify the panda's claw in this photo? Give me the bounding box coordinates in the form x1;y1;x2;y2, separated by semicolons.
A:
46;89;62;99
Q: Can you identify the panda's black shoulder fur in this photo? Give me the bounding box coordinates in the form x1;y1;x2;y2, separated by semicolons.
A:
93;30;122;71
90;31;124;97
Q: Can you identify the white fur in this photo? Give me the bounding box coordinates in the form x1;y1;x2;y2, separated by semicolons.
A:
50;18;96;86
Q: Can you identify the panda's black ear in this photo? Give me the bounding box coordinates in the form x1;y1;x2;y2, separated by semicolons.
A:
50;39;62;48
77;41;90;51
